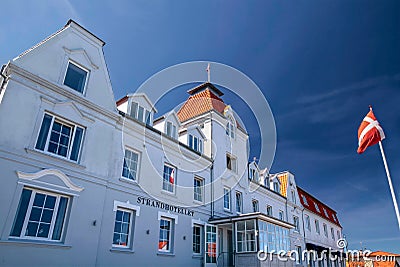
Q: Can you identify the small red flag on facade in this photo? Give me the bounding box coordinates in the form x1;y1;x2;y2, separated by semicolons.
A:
357;106;385;154
169;168;175;184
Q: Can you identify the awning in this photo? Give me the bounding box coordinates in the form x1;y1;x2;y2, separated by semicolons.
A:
208;212;295;229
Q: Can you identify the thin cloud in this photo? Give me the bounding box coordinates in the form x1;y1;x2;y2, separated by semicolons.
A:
298;73;400;105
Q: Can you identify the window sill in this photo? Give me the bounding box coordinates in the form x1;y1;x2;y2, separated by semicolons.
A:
161;189;176;197
192;254;203;259
2;239;71;249
223;208;232;214
110;247;135;254
193;200;204;205
119;177;139;185
25;148;86;169
157;251;175;257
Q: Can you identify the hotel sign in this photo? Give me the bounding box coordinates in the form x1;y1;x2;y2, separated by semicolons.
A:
137;196;195;217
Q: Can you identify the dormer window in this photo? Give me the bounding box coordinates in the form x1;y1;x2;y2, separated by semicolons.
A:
314;202;321;213
63;61;88;93
166;121;177;139
273;182;280;193
188;134;203;153
130;102;152;125
301;195;309;206
226;117;235;138
249;168;259;182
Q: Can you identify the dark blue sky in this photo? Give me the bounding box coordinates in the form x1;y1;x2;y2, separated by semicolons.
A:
1;0;399;252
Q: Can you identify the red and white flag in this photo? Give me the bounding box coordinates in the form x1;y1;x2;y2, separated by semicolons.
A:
169;169;175;184
357;108;385;154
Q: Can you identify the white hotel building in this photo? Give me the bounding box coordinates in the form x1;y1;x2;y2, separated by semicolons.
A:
0;20;344;267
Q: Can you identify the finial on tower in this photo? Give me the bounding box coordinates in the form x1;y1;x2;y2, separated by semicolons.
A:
369;105;373;111
206;63;210;82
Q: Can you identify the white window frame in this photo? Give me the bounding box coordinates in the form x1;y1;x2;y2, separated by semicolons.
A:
315;219;320;234
35;113;85;162
10;187;70;242
112;207;134;248
121;148;140;181
266;205;273;216
192;224;203;255
330;227;335;240
273;182;280;193
166;121;177;139
291;190;296;203
323;208;329;218
162;164;176;193
252;199;259;212
158;217;173;253
129;101;151;125
188;134;203;153
236;219;257;253
279;210;284;221
314;202;320;213
293;216;300;232
305;214;311;231
223;187;231;211
323;223;328;237
193;177;204;202
302;195;309;206
226;117;235;139
235;191;243;214
226;153;237;173
63;60;89;94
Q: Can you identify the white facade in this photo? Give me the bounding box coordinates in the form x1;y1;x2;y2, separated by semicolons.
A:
0;20;343;267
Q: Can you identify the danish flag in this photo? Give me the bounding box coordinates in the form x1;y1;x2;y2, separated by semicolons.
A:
357;107;385;154
169;169;175;184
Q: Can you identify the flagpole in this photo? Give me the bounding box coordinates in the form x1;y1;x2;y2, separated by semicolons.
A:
378;141;400;230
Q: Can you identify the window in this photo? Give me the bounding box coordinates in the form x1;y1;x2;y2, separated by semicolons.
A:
193;177;203;202
63;61;88;93
122;149;139;180
192;225;202;254
166;121;177;139
279;210;284;221
206;225;217;263
323;208;329;218
226;154;237;172
315;220;320;234
252;199;259;212
188;134;203;153
130;102;151;125
314;202;320;213
266;205;272;216
35;113;84;162
10;188;69;241
305;215;311;231
337;230;341;240
273;182;280;193
293;216;300;232
226;117;235;138
223;188;230;210
323;223;328;237
249;168;259;182
236;220;256;252
302;195;309;206
235;192;242;214
331;227;335;240
291;190;296;203
296;246;302;264
259;221;290;253
158;218;173;252
112;208;134;248
162;164;176;193
264;175;270;188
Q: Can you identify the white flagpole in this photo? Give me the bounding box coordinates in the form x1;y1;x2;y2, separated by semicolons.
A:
378;141;400;230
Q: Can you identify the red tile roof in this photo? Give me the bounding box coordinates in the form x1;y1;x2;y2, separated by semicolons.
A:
297;187;341;227
277;173;289;197
177;83;227;122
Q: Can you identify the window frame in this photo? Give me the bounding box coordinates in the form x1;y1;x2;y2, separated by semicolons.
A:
158;217;173;253
10;187;70;242
63;60;89;94
226;116;235;139
330;227;335;240
279;210;284;221
193;177;204;202
266;205;273;216
323;223;328;237
121;148;140;181
252;199;259;212
226;153;237;173
166;121;177;139
162;164;176;194
112;207;135;248
235;191;243;214
192;224;203;255
129;101;152;125
188;134;203;153
305;214;311;231
35;113;85;162
236;219;256;253
293;216;300;232
223;187;231;211
315;219;320;234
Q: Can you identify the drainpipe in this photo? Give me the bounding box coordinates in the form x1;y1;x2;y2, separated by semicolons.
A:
210;112;214;219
